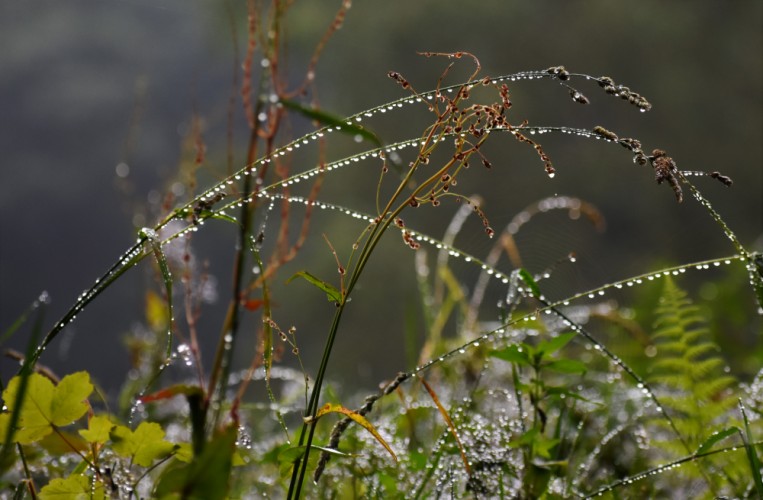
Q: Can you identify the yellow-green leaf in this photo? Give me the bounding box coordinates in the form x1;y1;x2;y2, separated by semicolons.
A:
0;414;10;444
79;415;114;445
111;421;174;467
173;442;193;463
2;372;92;445
3;374;54;443
50;372;93;426
287;271;342;303
145;289;169;332
39;474;104;500
311;403;397;463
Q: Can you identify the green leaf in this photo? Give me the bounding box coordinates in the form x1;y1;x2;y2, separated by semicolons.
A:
517;268;541;298
509;428;559;460
490;344;532;366
544;359;587;375
139;227;173;357
111;421;175;467
537;332;577;356
200;210;239;226
287;270;342;303
750;252;763;314
739;402;763;498
154;424;237;500
695;427;739;455
39;474;104;500
279;98;382;147
2;372;93;444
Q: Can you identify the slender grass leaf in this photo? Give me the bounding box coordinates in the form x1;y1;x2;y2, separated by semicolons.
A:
695;427;739;455
518;268;541;298
420;378;469;475
287;271;342;303
0;294;45;347
197;209;239;226
309;403;397;463
1;301;45;470
280;98;382;147
751;252;763;315
140;228;174;357
739;401;763;497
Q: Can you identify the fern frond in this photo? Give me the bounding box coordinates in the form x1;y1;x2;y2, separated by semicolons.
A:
647;276;739;494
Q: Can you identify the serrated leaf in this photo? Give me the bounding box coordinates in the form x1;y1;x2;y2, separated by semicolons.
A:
39;474;104;500
287;270;342;303
3;374;54;443
111;421;174;467
50;372;93;426
2;372;92;444
311;403;397;463
79;415;114;445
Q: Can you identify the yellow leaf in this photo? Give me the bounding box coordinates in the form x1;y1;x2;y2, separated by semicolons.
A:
145;290;169;332
312;403;397;463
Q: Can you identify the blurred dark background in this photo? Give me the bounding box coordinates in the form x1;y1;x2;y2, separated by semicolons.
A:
1;1;761;395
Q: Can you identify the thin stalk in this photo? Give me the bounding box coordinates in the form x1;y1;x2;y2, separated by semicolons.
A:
290;79;486;495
